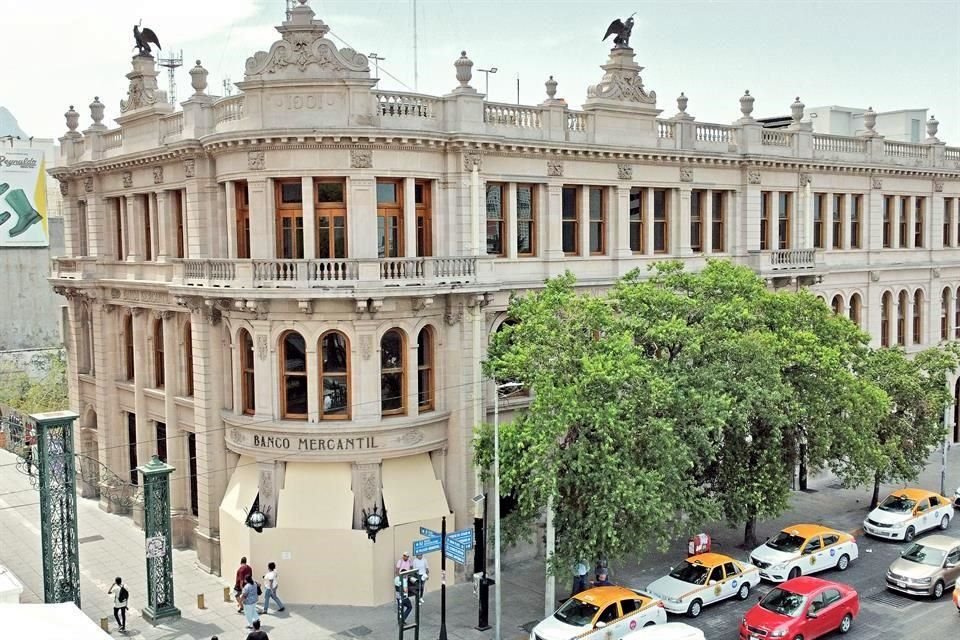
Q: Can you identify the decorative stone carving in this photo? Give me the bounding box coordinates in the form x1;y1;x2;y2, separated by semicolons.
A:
122;171;133;188
463;150;482;172
799;173;812;187
361;471;377;501
58;179;69;197
547;160;564;177
747;169;761;185
359;335;372;360
454;51;474;89
445;301;464;325
248;151;265;170
120;56;163;113
350;149;372;169
84;177;94;193
399;430;424;446
184;158;196;178
617;164;633;180
586;48;656;104
932;267;942;278
679;167;693;183
152;166;164;184
256;335;268;361
297;299;313;314
926;115;939;143
862;107;877;137
64;105;79;133
739;90;755;120
933;179;944;193
413;297;434;311
871;177;882;190
189;60;208;96
88;97;105;129
870;271;880;282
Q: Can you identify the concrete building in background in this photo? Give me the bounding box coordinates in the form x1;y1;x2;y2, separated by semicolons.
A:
761;105;931;143
49;1;960;606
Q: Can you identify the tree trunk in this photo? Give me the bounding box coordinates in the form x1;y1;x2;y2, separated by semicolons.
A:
743;514;758;549
798;441;808;491
871;471;882;510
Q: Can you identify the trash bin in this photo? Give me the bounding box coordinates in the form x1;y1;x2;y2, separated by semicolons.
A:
688;533;711;556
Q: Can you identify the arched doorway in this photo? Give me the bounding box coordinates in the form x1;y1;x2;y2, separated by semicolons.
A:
79;407;100;499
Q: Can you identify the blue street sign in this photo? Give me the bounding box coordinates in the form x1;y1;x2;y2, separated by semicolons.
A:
420;527;440;538
413;536;442;556
444;537;468;564
447;527;474;548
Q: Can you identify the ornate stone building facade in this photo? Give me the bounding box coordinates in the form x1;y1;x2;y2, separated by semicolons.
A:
50;2;960;605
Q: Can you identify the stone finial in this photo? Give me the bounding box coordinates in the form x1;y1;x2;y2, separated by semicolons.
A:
189;60;208;96
790;96;804;123
861;107;877;137
454;51;473;89
677;92;688;114
739;90;755;120
64;105;79;133
925;115;940;143
88;97;105;128
545;75;557;100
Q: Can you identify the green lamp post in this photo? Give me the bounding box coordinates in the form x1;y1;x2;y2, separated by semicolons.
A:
138;454;181;624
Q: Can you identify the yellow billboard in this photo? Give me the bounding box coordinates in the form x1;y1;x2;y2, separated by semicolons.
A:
0;148;48;247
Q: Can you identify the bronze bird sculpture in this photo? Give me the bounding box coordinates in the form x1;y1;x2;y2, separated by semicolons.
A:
603;14;636;48
133;22;162;56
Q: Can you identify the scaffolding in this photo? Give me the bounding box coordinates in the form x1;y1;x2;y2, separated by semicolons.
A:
158;50;184;104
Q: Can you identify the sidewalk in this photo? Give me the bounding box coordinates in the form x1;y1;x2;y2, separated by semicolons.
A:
0;445;956;640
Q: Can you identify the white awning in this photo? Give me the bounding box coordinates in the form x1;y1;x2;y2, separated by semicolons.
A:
221;455;259;522
276;462;354;530
2;603;112;639
381;453;450;525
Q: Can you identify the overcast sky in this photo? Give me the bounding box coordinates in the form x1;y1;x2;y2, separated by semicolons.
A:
3;0;958;142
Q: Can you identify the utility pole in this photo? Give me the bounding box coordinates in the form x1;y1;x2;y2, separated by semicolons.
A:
158;50;184;104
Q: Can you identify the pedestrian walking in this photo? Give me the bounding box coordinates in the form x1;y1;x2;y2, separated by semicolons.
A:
234;556;253;613
107;576;129;632
571;560;588;596
240;574;261;629
246;619;269;640
394;574;412;623
592;569;613;587
260;561;285;614
412;553;429;604
395;551;412;575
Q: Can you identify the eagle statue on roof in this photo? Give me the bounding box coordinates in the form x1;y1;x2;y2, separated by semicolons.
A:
602;14;636;49
133;21;162;56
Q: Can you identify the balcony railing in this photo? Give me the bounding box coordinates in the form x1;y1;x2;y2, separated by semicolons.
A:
484;103;542;128
102;129;123;150
946;147;960;161
884;141;930;160
696;123;734;144
657;120;675;139
813;134;866;154
375;91;438;119
761;130;793;147
566;111;587;132
213;95;245;125
160;113;184;142
770;249;816;271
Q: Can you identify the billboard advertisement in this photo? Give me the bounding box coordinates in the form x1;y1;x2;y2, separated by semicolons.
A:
0;148;48;247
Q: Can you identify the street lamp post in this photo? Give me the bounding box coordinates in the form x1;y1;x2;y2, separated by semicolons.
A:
493;380;522;640
478;67;498;98
368;52;386;80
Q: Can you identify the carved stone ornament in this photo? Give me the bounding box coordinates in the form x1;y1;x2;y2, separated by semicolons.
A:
58;179;69;196
362;472;377;501
244;2;369;79
463;150;482;172
679;167;694;183
932;267;942;278
871;177;882;190
350;149;372;169
122;171;133;188
445;301;464;325
152;166;164;184
84;177;94;193
934;179;944;193
586;48;656;104
400;429;424;447
184;158;196;178
248;151;265;170
799;173;812;187
870;270;880;282
359;335;373;360
547;160;564;177
747;169;761;185
120;57;162;113
617;164;633;180
256;335;268;361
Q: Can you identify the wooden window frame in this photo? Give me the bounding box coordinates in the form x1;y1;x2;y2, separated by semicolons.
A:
415;180;432;257
77;200;89;256
485;182;506;256
882;196;892;248
690;190;705;253
914;197;925;249
653;188;669;254
881;293;891;347
376;179;404;258
114;199;125;260
832;194;843;249
183;320;194;396
943;198;952;248
417;326;435;413
153;318;164;388
275;179;305;259
380;329;407;417
235;181;251;259
813;193;825;249
174;190;186;259
319;330;351;420
898;196;909;248
279;330;308;421
239;329;256;415
711;191;725;253
314;178;348;260
123;313;134;381
142;194;153;261
897;291;908;346
850;195;862;249
760;191;771;251
777;192;791;250
913;290;923;344
629;187;644;253
589;187;606;255
516;184;537;257
561;186;580;256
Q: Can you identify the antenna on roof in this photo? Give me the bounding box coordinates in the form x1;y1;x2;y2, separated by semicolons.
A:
158;49;184;104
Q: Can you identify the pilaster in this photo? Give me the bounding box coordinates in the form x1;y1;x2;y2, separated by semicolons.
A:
225;181;238;259
92;304;126;513
248;178;271;259
505;182;519;260
544;182;564;261
131;308;152;479
156;191;172;262
348;177;377;259
614;185;631;258
676;187;692;255
403;176;416;258
302;176;316;260
842;193;853;250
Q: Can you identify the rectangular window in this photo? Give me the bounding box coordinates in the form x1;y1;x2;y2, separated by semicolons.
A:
915;197;924;248
155;421;167;462
127;413;138;486
760;192;771;251
778;192;791;250
562;186;579;255
485;183;505;256
187;432;198;517
415;180;432;257
653;189;669;253
315;179;347;259
943;198;953;247
629;187;644;253
275;180;304;259
850;195;862;249
899;196;909;248
589;187;605;255
516;184;536;256
138;194;152;261
882;196;892;248
376;179;403;258
77;200;89;256
832;194;843;249
690;190;704;253
235;181;250;259
813;193;825;249
711;191;725;253
114;199;124;260
174;190;186;259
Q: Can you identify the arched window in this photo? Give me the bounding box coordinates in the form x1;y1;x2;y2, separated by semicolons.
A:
320;331;350;419
280;331;307;420
913;290;923;345
123;313;134;380
153;319;165;388
239;330;255;415
183;320;194;396
831;294;843;315
942;288;952;341
896;290;908;346
380;329;406;416
881;292;892;347
418;327;435;412
77;304;92;374
848;293;862;328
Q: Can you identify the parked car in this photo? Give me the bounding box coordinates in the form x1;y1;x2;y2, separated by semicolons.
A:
750;523;858;582
623;622;706;640
885;534;960;598
739;576;859;640
863;488;953;541
953;486;960;509
530;586;666;640
646;552;760;618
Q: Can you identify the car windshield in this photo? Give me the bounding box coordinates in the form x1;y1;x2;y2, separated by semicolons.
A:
901;543;946;567
879;495;916;513
669;561;710;585
766;532;806;553
553;597;600;627
760;587;807;617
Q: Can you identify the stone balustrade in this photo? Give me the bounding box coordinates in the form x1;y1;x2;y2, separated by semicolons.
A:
159;112;184;143
761;130;793;147
657;120;675;140
102;128;123;150
946;147;960;161
770;248;816;271
213;95;245;125
813;134;866;154
883;141;931;160
375;91;438;119
484;103;543;128
696;123;734;144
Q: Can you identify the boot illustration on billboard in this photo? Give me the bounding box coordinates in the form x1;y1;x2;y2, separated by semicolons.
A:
4;188;42;238
0;183;8;197
0;211;9;226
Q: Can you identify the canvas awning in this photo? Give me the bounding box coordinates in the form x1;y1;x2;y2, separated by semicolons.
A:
381;453;450;525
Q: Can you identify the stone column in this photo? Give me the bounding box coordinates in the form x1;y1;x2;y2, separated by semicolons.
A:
61;193;77;257
212;181;227;259
946;289;955;342
251;321;272;417
306;340;320;422
544;182;564;262
248;179;271;259
225;181;238;258
949;198;958;249
353;322;382;421
505;183;519;260
123;196;140;261
92;304;126;513
614;185;631;259
156;191;172;262
677;187;692;256
867;186;884;252
743;177;762;252
184;159;217;259
403;177;416;259
302;176;316;260
905;196;915;249
85;189;107;258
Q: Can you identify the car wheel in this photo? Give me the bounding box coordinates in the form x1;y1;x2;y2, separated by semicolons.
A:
737;583;751;600
687;599;703;618
839;613;853;634
933;581;945;599
940;514;950;530
904;526;916;542
788;567;801;580
792;635;804;640
643;621;655;627
837;554;850;571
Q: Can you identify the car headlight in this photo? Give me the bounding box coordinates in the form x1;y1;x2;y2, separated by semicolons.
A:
770;630;787;638
770;562;789;571
911;577;932;585
667;596;683;604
